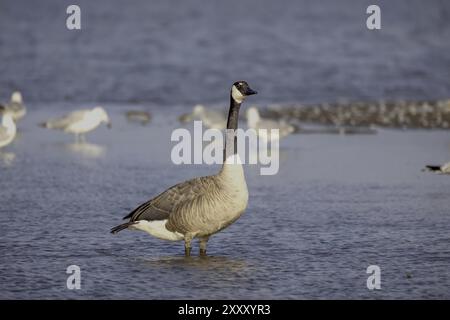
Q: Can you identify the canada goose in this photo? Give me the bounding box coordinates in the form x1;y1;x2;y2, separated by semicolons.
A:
425;162;450;174
179;105;227;130
126;110;151;125
2;91;26;122
0;106;17;149
111;81;257;256
39;106;111;142
246;106;297;141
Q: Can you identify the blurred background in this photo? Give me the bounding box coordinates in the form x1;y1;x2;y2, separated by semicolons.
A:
1;0;449;106
1;0;450;299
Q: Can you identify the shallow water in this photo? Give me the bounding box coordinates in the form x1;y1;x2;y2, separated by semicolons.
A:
1;0;450;299
0;105;450;299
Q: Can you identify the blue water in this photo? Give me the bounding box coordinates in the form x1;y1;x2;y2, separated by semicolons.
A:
1;0;450;105
0;0;450;299
1;105;450;299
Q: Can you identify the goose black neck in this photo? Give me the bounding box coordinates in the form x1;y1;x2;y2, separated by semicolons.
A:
224;95;241;160
226;95;241;130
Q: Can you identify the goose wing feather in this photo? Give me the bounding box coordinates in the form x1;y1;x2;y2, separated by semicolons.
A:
124;176;214;222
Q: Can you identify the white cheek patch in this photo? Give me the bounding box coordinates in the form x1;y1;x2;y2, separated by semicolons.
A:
231;85;245;103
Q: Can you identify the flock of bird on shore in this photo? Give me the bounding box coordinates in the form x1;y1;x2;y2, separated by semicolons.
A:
0;91;300;147
267;99;450;130
1;82;449;256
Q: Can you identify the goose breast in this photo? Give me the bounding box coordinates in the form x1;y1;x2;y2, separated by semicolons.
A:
166;172;248;236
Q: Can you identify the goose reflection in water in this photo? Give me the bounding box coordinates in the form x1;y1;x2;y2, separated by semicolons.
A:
137;255;250;272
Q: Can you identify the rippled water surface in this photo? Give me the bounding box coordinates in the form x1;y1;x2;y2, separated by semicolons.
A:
1;105;450;299
1;0;450;105
0;0;450;299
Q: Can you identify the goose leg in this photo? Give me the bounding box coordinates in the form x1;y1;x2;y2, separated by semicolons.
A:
199;236;209;256
184;234;193;257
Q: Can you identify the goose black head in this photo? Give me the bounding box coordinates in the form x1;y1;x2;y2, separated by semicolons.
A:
231;81;257;104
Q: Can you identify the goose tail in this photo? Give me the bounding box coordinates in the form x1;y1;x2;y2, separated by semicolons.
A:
111;222;135;234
